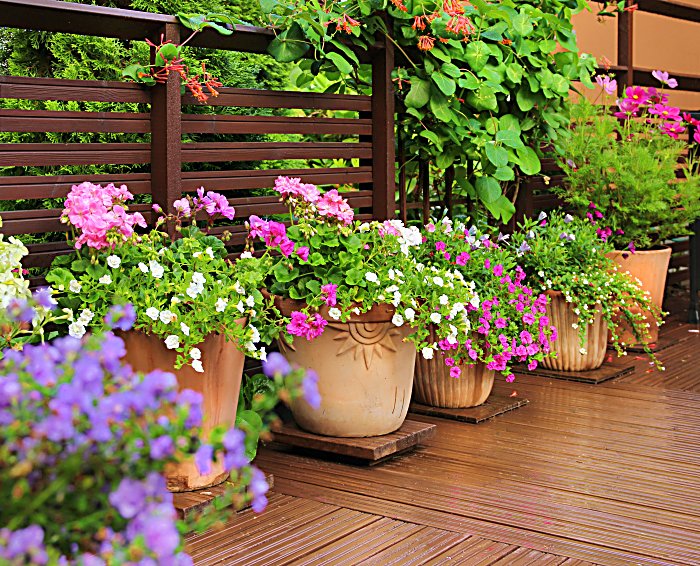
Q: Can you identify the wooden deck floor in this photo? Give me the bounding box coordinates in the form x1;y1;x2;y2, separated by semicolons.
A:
187;298;700;565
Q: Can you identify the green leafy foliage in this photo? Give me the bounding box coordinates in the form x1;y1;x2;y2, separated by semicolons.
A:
261;0;596;222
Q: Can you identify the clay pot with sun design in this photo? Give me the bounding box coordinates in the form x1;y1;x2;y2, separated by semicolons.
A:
273;296;416;437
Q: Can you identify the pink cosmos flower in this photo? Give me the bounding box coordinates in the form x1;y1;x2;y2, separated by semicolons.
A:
660;121;686;139
613;97;640;119
316;190;354;225
648;104;682;121
646;87;669;105
321;283;338;306
652;70;678;89
683;112;700;127
624;86;649;105
595;74;617;95
694;129;700;144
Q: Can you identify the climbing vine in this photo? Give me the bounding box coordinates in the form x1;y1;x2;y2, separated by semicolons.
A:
261;0;597;222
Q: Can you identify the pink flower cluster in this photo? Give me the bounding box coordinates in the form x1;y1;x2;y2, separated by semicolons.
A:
248;215;309;260
321;283;338;306
601;71;700;143
62;182;147;250
273;176;354;226
172;187;235;220
287;311;327;340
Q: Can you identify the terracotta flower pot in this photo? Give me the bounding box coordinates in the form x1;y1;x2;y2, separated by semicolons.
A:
119;325;246;492
607;247;671;345
540;291;607;372
274;296;416;437
413;325;494;408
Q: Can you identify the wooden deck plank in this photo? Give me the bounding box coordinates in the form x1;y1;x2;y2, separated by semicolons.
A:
186;313;700;565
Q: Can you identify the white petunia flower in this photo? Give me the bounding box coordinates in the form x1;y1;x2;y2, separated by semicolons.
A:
250;325;261;344
138;262;149;274
159;310;175;324
328;307;341;320
68;321;86;339
430;312;442;324
192;272;206;285
365;272;379;283
99;274;112;285
165;335;179;350
358;222;371;232
233;281;245;294
69;280;82;293
192;360;204;373
78;309;94;325
193;251;202;259
245;295;256;308
205;247;214;259
146;307;159;321
239;251;253;259
579;347;587;355
404;308;415;322
149;260;164;279
107;255;121;269
392;313;404;327
190;347;201;360
236;300;245;313
421;346;435;360
171;296;181;305
180;322;190;336
432;276;444;287
439;294;449;305
470;295;481;309
259;347;267;362
215;298;228;312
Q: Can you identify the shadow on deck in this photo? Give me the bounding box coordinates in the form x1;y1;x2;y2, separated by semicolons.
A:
187;292;700;565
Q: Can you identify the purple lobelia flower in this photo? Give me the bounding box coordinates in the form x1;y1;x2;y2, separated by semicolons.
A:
262;352;291;377
104;303;136;331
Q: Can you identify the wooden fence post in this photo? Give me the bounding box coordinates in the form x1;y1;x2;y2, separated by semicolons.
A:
370;33;395;221
150;22;182;219
618;10;634;89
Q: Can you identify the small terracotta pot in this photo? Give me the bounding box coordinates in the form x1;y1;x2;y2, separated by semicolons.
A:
413;325;494;408
274;296;415;437
119;324;246;492
607;247;671;345
540;291;607;372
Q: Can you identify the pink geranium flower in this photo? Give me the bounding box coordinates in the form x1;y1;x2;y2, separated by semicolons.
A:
316;189;354;225
321;283;338;306
274;176;320;203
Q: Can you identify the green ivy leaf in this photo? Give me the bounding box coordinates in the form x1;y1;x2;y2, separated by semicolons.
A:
268;23;310;62
475;176;501;204
485;142;509;167
467;84;497;111
516;88;536;111
495;129;525;148
405;78;430;109
515;146;541;174
326;52;353;74
441;62;461;78
464;41;490;72
432;73;456;96
429;90;454;123
494;165;515;181
512;12;534;36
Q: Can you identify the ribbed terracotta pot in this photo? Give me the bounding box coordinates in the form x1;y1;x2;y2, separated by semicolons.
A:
413;325;494;408
119;324;246;492
540;291;607;372
274;296;416;437
607;247;671;345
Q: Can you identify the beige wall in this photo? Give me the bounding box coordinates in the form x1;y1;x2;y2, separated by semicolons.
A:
573;7;700;109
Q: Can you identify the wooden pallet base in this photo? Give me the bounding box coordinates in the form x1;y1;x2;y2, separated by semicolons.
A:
409;394;529;424
518;357;634;384
173;473;274;520
270;419;436;465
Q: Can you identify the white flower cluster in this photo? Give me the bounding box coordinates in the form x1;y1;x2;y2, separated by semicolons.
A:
0;227;30;309
67;308;95;339
186;272;206;299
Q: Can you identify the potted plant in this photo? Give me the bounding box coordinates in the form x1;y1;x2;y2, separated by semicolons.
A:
0;298;315;564
510;211;663;371
556;71;700;343
46;182;275;491
410;217;556;408
247;176;483;436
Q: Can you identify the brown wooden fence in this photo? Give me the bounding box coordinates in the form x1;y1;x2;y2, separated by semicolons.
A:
0;0;395;272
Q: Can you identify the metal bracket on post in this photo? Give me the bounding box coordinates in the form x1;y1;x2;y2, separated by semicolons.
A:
150;22;182;227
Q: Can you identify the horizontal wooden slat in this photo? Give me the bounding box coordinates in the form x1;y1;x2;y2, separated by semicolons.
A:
532;193;564;210
183;88;372;112
0;76;150;103
0;173;151;200
182;167;373;191
0;143;150;166
670;253;689;269
0;109;151;133
667;269;690;285
670;239;690;253
181;142;371;163
181;114;371;136
2;204;152;236
637;0;700;23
